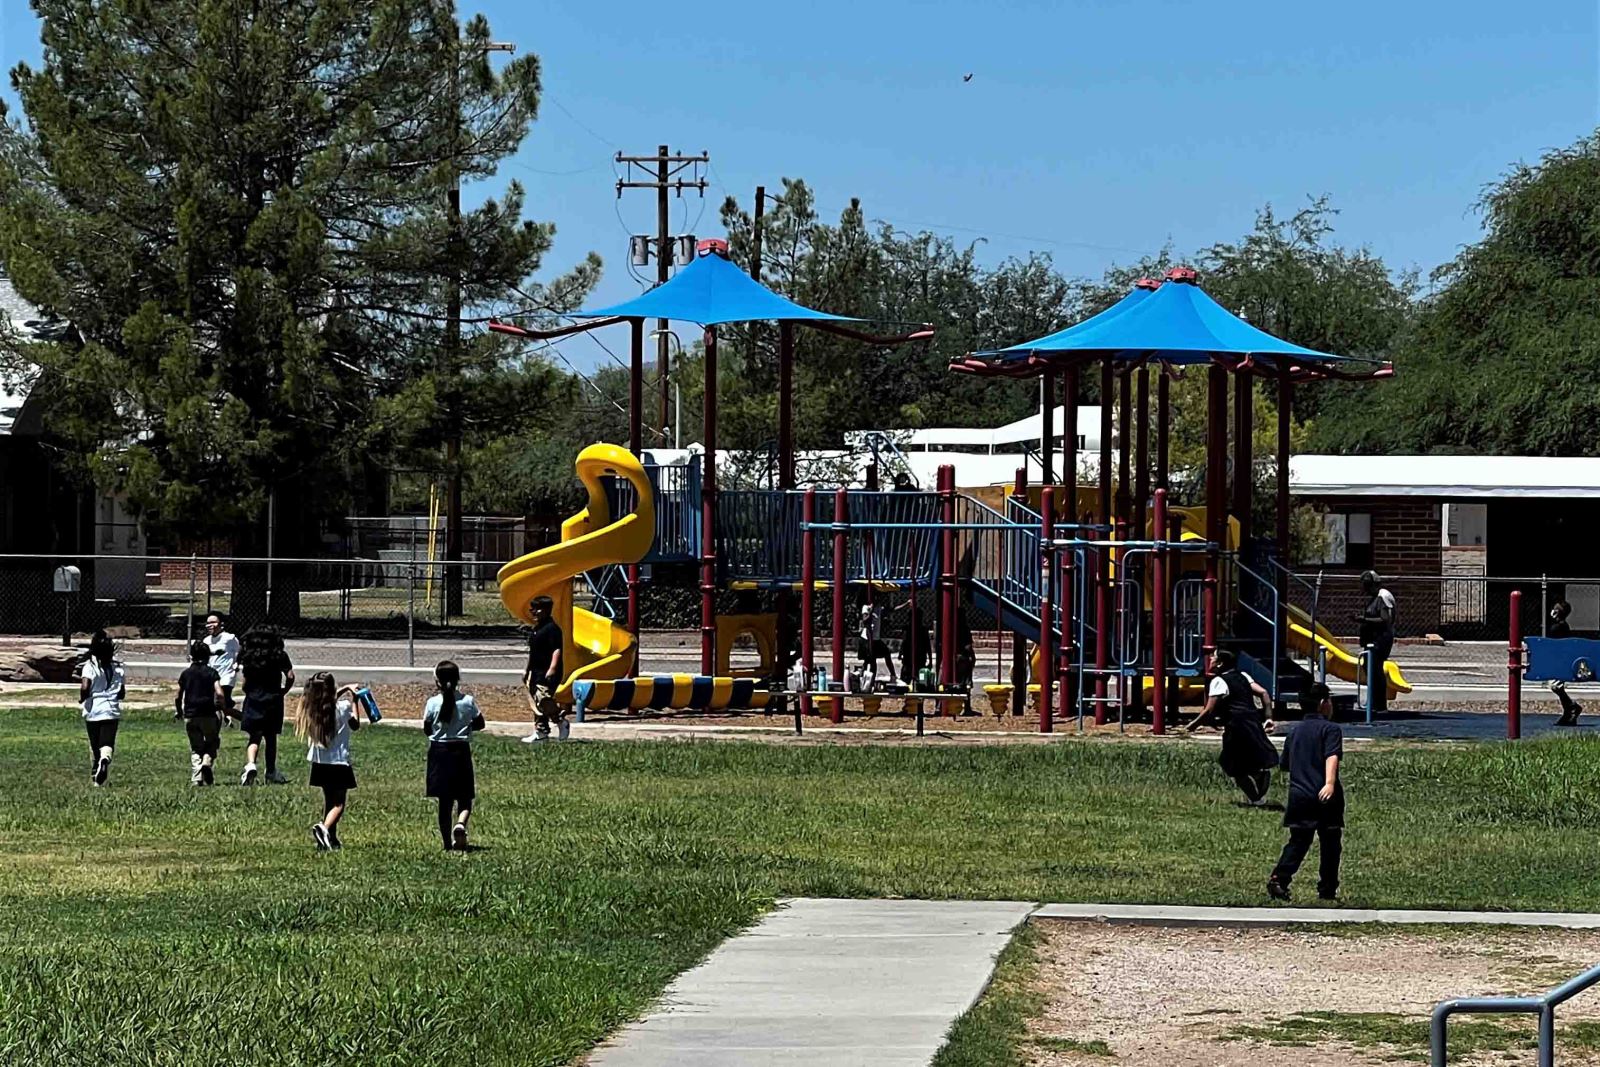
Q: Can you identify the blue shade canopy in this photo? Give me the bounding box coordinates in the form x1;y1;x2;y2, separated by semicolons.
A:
977;282;1158;360
1023;274;1346;365
576;247;859;327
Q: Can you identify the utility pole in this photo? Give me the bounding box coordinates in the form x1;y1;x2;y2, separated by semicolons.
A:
445;35;515;618
616;148;709;440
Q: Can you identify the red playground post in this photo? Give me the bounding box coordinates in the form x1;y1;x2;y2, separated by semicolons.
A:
800;488;816;719
1508;589;1522;740
1151;488;1168;736
1040;487;1055;734
832;487;848;724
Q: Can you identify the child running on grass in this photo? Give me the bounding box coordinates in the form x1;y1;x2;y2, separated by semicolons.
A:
79;629;125;787
175;640;226;786
424;660;486;850
297;672;360;851
521;595;565;743
238;628;295;785
1268;681;1344;902
1186;649;1279;805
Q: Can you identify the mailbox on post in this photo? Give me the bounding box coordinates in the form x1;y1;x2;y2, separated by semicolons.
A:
53;565;80;646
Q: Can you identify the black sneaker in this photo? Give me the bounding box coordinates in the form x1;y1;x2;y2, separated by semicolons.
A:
452;823;468;851
328;828;342;850
200;762;214;786
1267;877;1291;901
311;824;331;851
93;756;110;787
1318;887;1339;901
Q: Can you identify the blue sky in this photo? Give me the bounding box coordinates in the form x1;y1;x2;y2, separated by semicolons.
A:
4;0;1598;369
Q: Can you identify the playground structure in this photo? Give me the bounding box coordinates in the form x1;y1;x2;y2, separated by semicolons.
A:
490;247;1404;730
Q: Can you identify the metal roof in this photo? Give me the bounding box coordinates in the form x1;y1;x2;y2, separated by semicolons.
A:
1291;454;1600;499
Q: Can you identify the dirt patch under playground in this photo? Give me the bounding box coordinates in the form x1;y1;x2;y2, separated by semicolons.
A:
1023;921;1600;1065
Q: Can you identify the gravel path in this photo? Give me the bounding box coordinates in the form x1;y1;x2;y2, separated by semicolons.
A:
1027;923;1600;1065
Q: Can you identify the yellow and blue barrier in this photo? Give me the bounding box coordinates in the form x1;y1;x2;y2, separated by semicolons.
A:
570;675;772;721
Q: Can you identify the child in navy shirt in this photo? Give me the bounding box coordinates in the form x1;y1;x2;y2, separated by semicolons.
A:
1268;682;1345;902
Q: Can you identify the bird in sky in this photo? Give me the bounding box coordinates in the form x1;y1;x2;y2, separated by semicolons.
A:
962;73;973;82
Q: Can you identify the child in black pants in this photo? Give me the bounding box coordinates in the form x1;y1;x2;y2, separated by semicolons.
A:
1268;682;1344;902
175;640;226;785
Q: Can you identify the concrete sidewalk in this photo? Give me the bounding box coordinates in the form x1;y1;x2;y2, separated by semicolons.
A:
588;898;1035;1067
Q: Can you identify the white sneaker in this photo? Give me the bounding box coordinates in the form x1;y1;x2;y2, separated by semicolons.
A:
451;822;468;850
557;721;571;741
93;756;110;786
190;754;204;786
521;734;547;744
311;824;331;851
242;763;258;786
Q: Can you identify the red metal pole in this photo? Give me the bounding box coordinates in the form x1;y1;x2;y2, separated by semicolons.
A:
832;487;848;724
800;489;817;717
1204;361;1227;669
1040;486;1056;733
1508;589;1522;740
1096;359;1113;719
1041;370;1056;485
1063;365;1079;523
1156;368;1170;492
1135;366;1150;539
627;317;643;670
939;465;957;694
1233;368;1253;547
700;326;718;675
1152;488;1168;735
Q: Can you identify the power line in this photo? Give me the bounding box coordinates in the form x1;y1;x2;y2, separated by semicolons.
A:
545;94;619;151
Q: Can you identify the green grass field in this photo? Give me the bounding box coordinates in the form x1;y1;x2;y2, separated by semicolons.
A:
7;707;1600;1064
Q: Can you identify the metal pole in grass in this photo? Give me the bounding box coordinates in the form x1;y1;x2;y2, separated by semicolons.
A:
1508;588;1523;740
407;561;416;668
1151;488;1168;736
831;487;848;725
800;488;816;721
1039;487;1055;733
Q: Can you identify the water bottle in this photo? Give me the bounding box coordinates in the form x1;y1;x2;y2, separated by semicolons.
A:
355;685;382;723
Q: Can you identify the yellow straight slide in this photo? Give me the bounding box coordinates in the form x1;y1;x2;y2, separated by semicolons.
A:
1285;604;1411;700
496;443;655;704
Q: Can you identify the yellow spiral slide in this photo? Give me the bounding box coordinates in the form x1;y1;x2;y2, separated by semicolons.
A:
496;443;655;703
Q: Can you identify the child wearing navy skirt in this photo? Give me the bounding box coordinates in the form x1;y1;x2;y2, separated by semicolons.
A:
424;660;485;850
296;671;361;851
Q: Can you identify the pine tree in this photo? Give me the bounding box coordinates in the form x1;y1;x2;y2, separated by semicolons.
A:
0;0;597;620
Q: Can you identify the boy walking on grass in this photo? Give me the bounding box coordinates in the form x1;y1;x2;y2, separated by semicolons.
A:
1268;682;1344;902
521;595;566;743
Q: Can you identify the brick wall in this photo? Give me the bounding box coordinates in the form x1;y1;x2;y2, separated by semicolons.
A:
1295;496;1442;638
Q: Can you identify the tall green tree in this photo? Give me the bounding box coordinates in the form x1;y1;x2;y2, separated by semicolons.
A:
0;0;595;598
1316;130;1600;456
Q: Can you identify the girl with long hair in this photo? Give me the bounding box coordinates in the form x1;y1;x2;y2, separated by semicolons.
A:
295;671;362;850
238;628;295;785
423;660;485;850
79;629;126;786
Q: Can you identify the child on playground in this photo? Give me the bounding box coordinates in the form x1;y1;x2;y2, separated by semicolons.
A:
238;628;295;784
856;602;895;685
79;629;125;786
297;671;361;850
174;639;226;785
521;595;565;743
424;660;486;850
1268;681;1344;902
1186;649;1278;804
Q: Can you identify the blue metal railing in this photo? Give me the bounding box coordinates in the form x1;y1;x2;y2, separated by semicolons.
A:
1433;960;1600;1066
1234;554;1283;700
603;458;700;563
720;490;943;586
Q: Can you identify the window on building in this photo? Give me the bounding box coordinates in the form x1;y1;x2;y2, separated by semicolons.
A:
1443;502;1487;548
1301;510;1373;568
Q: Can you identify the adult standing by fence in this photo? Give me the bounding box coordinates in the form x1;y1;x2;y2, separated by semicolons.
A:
202;614;240;719
1359;571;1396;715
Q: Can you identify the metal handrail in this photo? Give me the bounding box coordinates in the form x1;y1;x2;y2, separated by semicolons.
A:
1432;960;1600;1066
